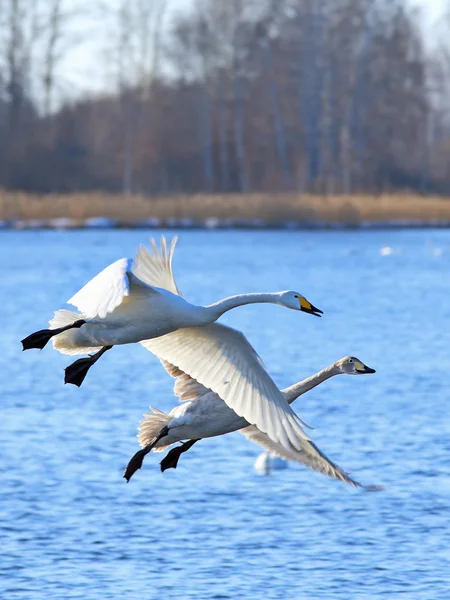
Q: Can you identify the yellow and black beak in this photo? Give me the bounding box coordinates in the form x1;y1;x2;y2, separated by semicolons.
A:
355;361;376;374
299;296;323;317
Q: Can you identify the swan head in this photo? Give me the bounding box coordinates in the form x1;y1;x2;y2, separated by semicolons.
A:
335;356;376;375
278;291;323;317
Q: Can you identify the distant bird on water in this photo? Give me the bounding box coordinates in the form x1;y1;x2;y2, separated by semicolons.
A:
254;452;288;475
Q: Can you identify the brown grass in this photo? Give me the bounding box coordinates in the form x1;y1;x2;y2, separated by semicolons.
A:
2;190;450;226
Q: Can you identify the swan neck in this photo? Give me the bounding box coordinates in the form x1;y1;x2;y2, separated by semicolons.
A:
283;364;339;404
205;293;279;319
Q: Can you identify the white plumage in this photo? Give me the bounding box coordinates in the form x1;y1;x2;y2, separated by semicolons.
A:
22;236;322;386
67;257;133;319
141;324;311;452
128;355;380;489
55;236;320;353
68;238;179;318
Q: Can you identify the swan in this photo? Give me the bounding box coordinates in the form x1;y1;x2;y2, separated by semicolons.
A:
124;346;380;490
254;452;288;475
21;237;322;386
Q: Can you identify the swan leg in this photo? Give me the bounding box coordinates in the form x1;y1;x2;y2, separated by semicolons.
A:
64;345;112;387
160;439;199;472
123;426;170;482
21;319;86;351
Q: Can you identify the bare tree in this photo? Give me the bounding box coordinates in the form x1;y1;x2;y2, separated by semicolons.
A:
41;0;63;116
0;0;443;195
4;0;28;135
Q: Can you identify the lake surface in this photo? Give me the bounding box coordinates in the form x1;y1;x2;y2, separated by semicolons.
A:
2;229;450;599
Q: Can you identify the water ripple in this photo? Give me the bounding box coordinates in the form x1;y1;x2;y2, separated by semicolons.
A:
1;229;450;598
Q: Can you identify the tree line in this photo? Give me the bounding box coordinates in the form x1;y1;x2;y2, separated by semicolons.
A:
1;0;450;196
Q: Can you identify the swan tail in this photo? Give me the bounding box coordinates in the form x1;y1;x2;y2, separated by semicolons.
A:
49;309;102;356
138;407;174;452
49;309;82;329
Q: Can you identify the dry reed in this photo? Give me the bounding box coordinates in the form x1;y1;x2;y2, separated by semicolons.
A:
1;191;450;226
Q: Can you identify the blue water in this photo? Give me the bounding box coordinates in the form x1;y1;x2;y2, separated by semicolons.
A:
2;229;450;599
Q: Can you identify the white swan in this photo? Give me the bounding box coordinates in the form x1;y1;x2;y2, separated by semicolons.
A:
254;452;288;475
21;237;322;386
124;346;380;490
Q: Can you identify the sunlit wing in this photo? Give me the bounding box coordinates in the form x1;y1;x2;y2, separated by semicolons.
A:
242;425;359;486
67;257;133;319
241;425;383;490
141;323;311;453
132;236;181;296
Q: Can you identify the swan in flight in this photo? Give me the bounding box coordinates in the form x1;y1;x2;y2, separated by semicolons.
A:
159;355;376;477
124;342;380;490
21;237;322;386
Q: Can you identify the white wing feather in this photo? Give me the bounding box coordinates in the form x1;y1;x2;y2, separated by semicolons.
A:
160;359;211;402
141;324;311;453
240;425;362;488
67;257;132;319
132;236;181;296
67;237;178;319
155;352;381;489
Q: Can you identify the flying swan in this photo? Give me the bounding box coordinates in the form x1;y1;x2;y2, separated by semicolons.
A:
124;350;381;490
142;355;376;475
21;237;322;386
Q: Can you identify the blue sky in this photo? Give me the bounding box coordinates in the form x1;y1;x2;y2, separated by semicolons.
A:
57;0;448;104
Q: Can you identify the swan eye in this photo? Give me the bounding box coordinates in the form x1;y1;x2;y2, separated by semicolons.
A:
294;295;298;299
348;358;354;363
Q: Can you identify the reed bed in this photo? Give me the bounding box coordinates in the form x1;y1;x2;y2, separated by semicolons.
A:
2;191;450;227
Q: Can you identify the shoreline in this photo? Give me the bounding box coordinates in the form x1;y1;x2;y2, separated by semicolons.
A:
2;192;450;231
3;216;450;231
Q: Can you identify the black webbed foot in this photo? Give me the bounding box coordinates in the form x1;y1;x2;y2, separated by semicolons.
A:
160;439;199;472
160;446;184;472
64;357;94;387
123;425;171;482
123;448;148;482
21;320;86;351
22;329;57;350
64;345;112;387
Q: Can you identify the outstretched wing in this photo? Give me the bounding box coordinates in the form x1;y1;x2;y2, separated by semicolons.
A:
67;236;178;319
241;425;382;490
132;236;181;296
68;257;133;319
242;425;358;486
141;323;311;454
